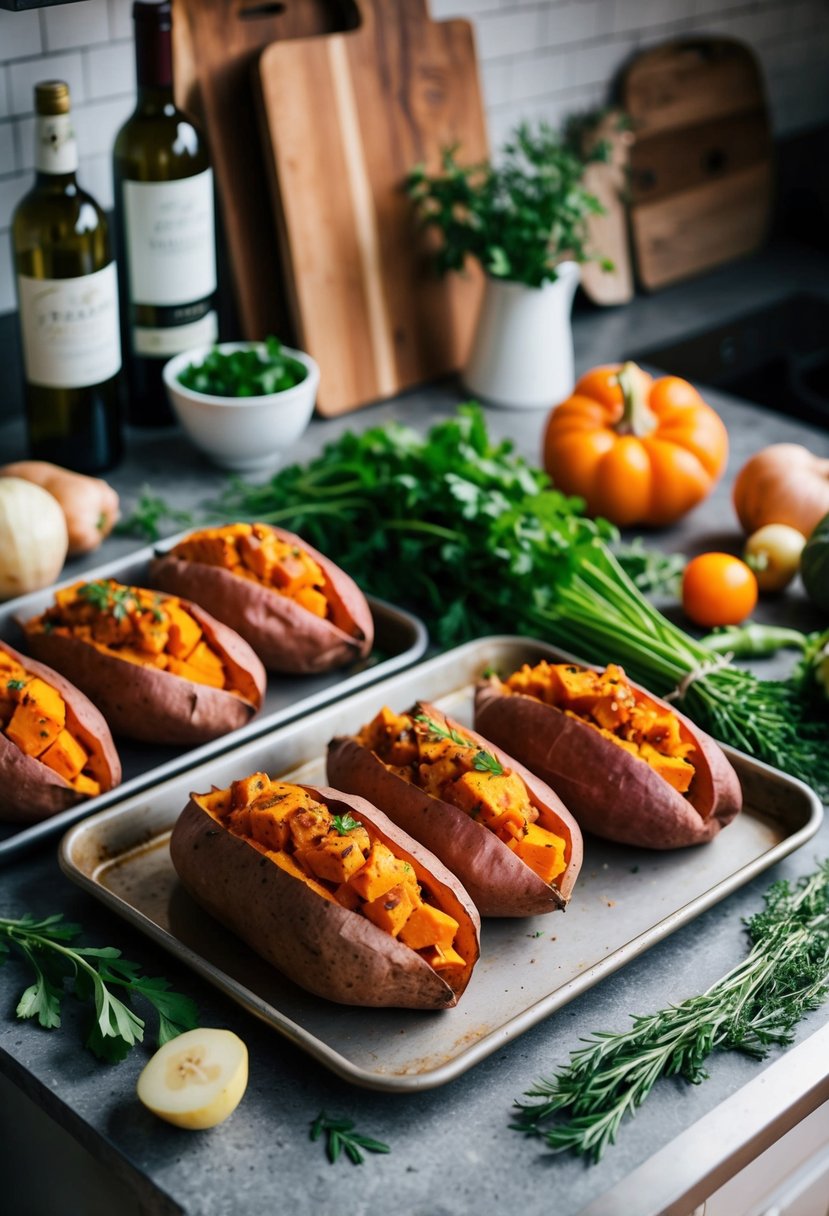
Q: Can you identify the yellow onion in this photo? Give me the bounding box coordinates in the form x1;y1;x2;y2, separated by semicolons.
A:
0;476;69;600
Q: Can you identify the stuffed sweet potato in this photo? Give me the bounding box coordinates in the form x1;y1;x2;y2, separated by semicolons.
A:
20;579;266;745
0;638;120;824
474;661;743;849
170;774;480;1009
327;703;583;917
149;523;373;674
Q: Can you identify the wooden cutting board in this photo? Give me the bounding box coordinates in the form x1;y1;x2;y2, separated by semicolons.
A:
172;0;358;341
621;38;773;292
579;109;635;307
256;0;488;415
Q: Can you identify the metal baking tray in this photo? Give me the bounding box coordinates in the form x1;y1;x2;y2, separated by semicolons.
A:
58;636;823;1091
0;537;427;863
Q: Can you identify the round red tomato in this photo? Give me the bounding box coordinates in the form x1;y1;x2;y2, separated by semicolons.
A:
681;553;758;628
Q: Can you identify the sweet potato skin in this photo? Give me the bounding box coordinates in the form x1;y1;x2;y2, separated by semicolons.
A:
327;704;583;918
150;525;374;674
21;602;266;746
0;638;121;824
170;784;480;1009
474;674;743;849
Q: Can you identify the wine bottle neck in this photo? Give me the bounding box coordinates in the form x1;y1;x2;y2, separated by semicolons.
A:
134;11;174;92
34;111;78;179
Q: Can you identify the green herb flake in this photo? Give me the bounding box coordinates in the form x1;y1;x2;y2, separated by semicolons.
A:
414;713;504;776
6;679;25;691
177;336;307;399
114;488;193;544
332;813;362;836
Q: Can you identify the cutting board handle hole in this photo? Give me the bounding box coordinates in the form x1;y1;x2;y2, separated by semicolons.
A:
239;2;286;19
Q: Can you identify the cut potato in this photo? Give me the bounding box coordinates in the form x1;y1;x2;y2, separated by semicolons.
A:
136;1028;248;1130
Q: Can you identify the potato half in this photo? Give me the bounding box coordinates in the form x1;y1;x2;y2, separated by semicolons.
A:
150;523;374;674
0;638;121;824
474;666;743;849
170;780;480;1009
327;702;583;918
21;582;266;746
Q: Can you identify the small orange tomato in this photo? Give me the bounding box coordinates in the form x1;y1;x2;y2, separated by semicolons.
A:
681;553;758;628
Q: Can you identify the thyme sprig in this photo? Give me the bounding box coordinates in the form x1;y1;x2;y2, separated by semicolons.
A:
414;713;504;775
310;1111;390;1165
512;862;829;1162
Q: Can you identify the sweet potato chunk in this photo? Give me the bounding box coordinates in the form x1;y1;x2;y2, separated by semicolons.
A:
399;902;459;951
166;603;202;660
348;841;408;902
39;729;88;781
362;882;417;937
509;822;566;884
301;834;366;884
6;677;66;757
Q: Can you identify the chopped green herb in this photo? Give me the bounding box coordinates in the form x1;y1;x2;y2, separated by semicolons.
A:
77;581;135;622
177;336;307;398
310;1111;390;1165
0;913;198;1063
414;713;504;776
332;813;362;836
6;679;25;691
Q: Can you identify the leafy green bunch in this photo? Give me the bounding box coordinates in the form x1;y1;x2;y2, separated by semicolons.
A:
405;121;609;288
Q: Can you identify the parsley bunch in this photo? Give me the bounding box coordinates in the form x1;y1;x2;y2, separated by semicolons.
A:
0;913;198;1062
512;861;829;1162
177;336;306;398
213;406;829;795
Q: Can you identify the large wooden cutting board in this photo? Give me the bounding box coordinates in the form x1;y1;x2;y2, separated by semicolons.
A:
172;0;359;341
256;0;488;415
622;38;773;292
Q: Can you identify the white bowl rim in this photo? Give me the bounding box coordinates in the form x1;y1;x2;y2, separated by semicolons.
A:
162;341;320;408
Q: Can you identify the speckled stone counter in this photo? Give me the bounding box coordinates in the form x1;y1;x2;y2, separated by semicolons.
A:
1;244;828;1216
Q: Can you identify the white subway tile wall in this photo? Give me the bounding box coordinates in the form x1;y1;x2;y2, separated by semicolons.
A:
1;0;828;316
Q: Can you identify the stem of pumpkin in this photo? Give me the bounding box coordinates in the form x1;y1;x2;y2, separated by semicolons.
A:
616;362;658;438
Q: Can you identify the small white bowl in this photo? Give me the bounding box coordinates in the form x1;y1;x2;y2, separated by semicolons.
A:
162;342;320;473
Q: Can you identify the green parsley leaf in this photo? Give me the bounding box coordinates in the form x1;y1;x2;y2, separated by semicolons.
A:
414;713;504;776
331;813;362;836
310;1112;390;1165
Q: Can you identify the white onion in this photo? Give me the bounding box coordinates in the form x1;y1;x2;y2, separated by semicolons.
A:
0;476;69;600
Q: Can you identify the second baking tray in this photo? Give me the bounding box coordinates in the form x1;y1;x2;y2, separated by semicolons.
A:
59;636;823;1092
0;539;427;863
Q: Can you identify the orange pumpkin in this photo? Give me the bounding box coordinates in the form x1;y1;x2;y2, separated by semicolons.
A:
543;362;729;527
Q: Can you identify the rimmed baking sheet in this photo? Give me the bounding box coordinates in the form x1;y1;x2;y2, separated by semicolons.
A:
0;537;427;862
59;636;823;1092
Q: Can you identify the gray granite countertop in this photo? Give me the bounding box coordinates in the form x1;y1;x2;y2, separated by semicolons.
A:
1;243;828;1216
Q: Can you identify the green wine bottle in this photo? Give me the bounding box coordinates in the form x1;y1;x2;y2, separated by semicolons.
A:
113;0;218;427
12;81;123;473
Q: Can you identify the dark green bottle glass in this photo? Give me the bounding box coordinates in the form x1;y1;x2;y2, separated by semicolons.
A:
12;80;124;473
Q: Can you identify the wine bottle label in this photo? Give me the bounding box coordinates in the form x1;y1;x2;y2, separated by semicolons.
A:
17;263;122;389
133;308;218;357
35;113;78;175
123;170;217;308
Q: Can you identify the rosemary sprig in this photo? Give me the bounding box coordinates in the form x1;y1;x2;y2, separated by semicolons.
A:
414;713;504;775
0;913;199;1063
512;861;829;1162
309;1111;390;1165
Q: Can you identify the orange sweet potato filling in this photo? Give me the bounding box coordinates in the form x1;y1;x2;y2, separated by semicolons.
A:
356;708;568;887
26;580;253;700
195;775;466;972
170;524;331;620
503;661;697;794
0;650;100;797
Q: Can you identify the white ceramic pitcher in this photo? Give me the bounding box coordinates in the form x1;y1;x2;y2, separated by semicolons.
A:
463;260;580;410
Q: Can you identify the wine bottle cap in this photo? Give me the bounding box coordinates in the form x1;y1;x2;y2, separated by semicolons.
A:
34;81;71;116
133;0;172;29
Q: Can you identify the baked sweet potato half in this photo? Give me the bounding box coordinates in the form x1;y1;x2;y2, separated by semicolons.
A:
0;638;121;824
474;660;743;849
20;579;266;745
150;523;373;674
327;703;583;918
170;775;480;1009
